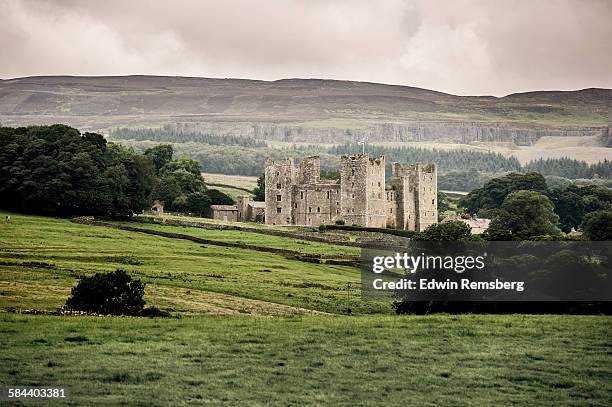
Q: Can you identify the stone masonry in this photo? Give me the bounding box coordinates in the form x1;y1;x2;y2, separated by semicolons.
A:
265;154;437;231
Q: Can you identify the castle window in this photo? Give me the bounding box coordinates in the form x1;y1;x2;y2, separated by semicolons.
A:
351;169;355;175
351;193;355;199
309;207;312;213
432;199;435;204
352;208;355;213
294;203;298;208
336;209;339;214
326;191;330;199
276;195;282;202
300;191;304;199
286;217;290;223
277;207;282;214
390;208;393;213
351;182;354;188
276;172;280;176
378;182;381;187
317;207;320;213
276;183;281;189
336;202;339;206
378;193;381;199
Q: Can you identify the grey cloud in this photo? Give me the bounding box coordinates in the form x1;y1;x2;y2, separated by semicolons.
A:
1;0;611;96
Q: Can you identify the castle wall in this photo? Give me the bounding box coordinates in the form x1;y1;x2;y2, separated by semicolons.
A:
264;158;295;225
385;190;396;228
265;154;437;230
365;155;387;228
414;163;437;231
340;154;369;226
293;184;340;226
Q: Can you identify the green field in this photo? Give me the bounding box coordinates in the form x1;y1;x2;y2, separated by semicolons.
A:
1;211;611;405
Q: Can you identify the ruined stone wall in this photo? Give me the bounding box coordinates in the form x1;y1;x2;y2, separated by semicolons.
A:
340;154;369;226
391;163;416;231
265;158;295;225
293;184;341;226
413;163;437;231
365;156;387;228
296;156;321;184
266;154;437;230
385;190;396;228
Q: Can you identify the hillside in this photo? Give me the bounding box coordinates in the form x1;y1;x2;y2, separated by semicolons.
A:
1;76;610;144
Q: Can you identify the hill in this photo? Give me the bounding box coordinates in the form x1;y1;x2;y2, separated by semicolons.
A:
1;75;610;144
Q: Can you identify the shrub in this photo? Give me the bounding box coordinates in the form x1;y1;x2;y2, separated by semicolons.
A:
335;219;345;225
582;210;612;241
65;269;145;315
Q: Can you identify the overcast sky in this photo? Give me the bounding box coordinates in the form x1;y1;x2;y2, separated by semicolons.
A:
1;0;611;96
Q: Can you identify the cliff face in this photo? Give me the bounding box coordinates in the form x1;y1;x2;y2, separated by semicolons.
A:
176;121;607;145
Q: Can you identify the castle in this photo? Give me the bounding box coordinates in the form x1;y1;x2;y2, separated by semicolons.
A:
264;154;437;231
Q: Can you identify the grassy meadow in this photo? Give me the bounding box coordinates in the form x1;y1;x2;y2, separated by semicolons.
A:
0;211;611;405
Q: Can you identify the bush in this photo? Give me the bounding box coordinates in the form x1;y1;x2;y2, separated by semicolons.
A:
582;210;612;241
65;270;145;315
414;221;472;241
335;219;345;225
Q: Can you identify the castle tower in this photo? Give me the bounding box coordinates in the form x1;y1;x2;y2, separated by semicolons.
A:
264;158;295;225
340;154;386;227
392;163;437;231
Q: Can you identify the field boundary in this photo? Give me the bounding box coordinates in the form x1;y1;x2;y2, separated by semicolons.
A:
130;215;364;247
71;218;360;267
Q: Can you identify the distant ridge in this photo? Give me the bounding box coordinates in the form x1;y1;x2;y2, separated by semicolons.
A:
0;75;610;144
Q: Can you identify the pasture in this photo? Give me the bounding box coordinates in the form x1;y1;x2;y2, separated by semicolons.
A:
0;211;610;405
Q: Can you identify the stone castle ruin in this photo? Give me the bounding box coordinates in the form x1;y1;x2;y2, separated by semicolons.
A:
265;154;437;231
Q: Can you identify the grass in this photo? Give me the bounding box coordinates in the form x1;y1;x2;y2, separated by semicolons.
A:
0;211;380;315
0;314;610;406
1;210;610;405
110;219;360;257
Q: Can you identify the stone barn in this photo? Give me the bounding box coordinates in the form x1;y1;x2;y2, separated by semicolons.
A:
208;205;239;222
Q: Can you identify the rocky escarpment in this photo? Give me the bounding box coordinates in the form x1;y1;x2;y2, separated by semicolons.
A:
175;121;608;146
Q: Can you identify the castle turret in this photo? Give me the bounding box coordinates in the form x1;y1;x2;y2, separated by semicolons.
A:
340;154;386;227
264;158;295;225
392;162;437;231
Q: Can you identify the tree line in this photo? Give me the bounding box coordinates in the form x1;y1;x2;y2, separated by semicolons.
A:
110;125;268;148
459;172;612;240
0;125;232;217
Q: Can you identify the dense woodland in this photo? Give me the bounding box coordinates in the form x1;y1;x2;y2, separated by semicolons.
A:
0;125;232;217
112;129;612;191
460;172;612;239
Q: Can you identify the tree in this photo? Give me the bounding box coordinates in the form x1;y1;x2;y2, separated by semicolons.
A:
416;221;473;241
160;157;202;177
437;192;451;220
0;124;155;217
186;191;212;216
144;144;173;175
65;270;146;315
550;188;585;232
582;210;612;240
253;173;265;201
460;172;548;214
206;188;234;205
489;190;561;239
149;175;182;210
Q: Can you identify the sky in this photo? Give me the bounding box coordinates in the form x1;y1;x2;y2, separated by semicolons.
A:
1;0;611;96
